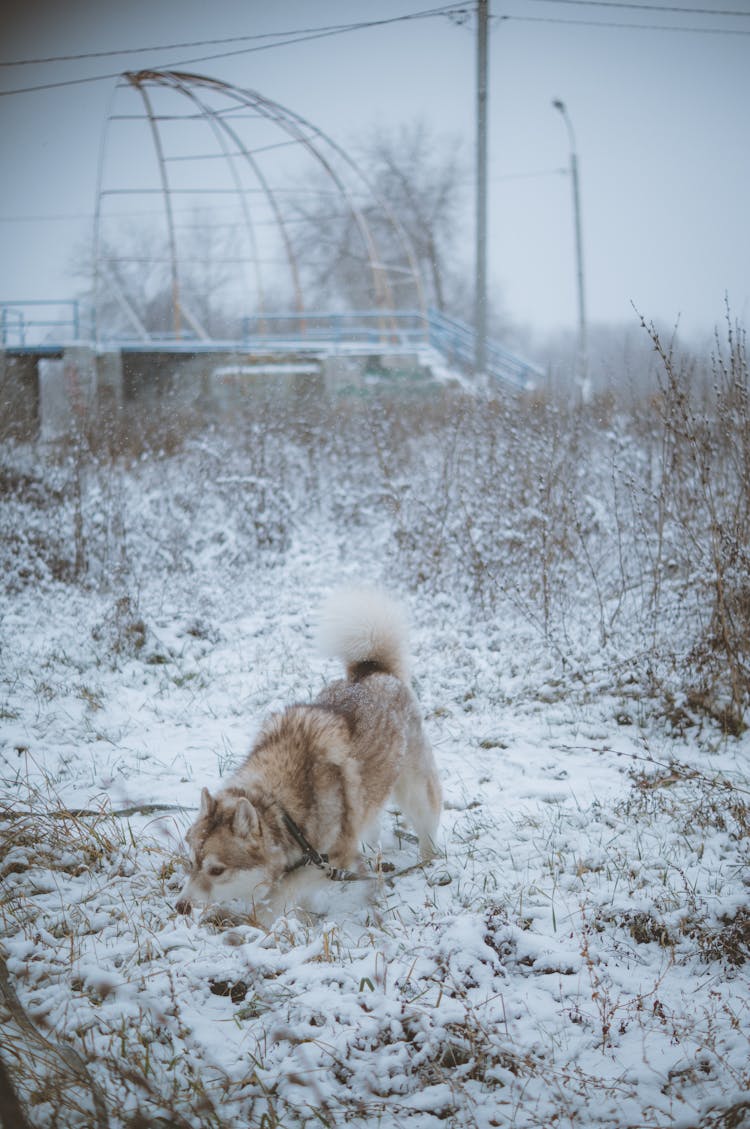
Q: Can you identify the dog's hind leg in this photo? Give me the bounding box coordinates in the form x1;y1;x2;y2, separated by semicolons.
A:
358;811;384;856
392;745;442;861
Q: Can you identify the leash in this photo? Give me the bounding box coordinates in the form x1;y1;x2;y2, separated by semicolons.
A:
280;809;431;885
281;809;364;882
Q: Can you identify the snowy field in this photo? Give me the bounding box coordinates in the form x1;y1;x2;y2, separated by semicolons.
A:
1;366;749;1128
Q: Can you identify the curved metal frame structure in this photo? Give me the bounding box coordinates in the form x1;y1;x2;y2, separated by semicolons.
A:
93;70;426;343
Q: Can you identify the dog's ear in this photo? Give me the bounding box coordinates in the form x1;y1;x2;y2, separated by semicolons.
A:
199;787;215;818
233;798;260;838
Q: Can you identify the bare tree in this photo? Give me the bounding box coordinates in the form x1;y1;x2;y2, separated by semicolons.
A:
287;194;382;312
288;120;472;316
77;210;245;340
360;120;466;313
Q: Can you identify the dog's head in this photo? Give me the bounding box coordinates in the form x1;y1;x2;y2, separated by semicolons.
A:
175;787;280;914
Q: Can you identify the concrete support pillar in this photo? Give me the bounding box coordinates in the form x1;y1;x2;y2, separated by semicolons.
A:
0;350;39;439
39;346;97;442
321;355;365;392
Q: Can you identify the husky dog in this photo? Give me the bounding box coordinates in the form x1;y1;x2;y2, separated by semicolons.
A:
175;587;441;917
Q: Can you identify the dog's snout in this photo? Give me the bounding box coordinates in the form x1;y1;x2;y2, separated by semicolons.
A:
175;897;193;916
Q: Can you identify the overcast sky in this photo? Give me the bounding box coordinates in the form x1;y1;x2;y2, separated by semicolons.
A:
1;0;748;344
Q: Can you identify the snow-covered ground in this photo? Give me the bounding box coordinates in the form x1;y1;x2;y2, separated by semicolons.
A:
1;383;748;1128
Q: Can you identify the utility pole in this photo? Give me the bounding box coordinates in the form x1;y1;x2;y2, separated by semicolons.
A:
553;99;588;400
475;0;488;377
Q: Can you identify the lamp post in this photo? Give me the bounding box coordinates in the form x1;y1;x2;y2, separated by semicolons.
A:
553;99;588;399
475;0;489;377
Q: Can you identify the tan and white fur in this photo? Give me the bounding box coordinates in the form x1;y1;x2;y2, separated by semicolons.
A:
175;587;441;918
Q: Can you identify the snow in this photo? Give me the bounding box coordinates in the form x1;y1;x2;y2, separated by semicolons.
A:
1;389;749;1128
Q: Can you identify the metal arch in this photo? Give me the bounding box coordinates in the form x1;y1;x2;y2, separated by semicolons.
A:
160;72;303;323
157;73;269;325
92;78;119;344
93;69;427;341
126;74;184;339
152;70;400;317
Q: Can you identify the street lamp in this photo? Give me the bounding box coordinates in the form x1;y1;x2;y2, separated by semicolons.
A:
475;0;489;377
553;99;589;399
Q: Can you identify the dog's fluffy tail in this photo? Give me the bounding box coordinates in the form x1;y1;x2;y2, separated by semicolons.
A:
316;586;411;683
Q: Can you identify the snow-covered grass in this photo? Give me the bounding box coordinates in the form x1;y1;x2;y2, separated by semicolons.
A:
1;338;749;1128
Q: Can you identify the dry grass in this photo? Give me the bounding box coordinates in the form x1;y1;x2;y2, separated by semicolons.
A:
2;320;749;1127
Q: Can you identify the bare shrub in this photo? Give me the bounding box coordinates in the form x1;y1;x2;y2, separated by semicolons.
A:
2;320;747;729
637;313;750;732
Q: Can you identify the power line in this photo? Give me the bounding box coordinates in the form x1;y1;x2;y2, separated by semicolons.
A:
0;167;569;224
529;0;750;14
0;10;464;68
0;5;467;91
0;213;93;222
2;0;745;99
499;11;750;33
0;30;345;68
6;0;742;72
490;166;568;183
2;0;746;98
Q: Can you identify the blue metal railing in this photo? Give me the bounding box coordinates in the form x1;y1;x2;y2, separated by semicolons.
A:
0;301;541;389
237;309;542;389
0;305;24;346
0;299;88;347
426;308;542;388
240;310;427;349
